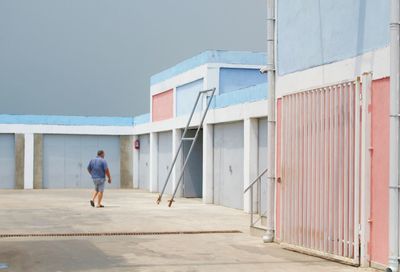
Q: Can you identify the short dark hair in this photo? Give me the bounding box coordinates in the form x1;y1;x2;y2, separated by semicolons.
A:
97;150;104;156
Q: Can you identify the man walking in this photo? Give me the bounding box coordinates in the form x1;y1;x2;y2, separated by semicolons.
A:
87;150;112;208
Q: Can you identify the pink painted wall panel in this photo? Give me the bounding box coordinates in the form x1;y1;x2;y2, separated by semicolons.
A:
152;89;173;122
370;77;390;266
276;98;282;240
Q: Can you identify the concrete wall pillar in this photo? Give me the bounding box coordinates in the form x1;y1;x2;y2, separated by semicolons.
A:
120;135;133;189
172;128;183;197
33;134;43;189
243;118;259;213
24;133;34;189
149;132;158;192
202;123;214;204
132;135;139;189
15;134;24;189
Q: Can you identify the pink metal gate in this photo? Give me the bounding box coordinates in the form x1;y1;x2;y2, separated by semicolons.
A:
279;79;362;264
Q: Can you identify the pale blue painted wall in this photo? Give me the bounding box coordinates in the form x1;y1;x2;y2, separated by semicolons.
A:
277;0;390;75
0;114;134;126
210;83;267;109
133;113;150;125
219;68;267;94
176;79;204;116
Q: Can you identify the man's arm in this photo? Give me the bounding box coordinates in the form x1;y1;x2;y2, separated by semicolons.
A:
105;168;112;183
87;161;92;175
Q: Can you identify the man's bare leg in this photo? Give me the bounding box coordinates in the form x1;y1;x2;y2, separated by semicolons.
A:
97;192;103;207
92;191;98;201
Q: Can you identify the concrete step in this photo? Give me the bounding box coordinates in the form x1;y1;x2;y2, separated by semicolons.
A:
249;225;267;237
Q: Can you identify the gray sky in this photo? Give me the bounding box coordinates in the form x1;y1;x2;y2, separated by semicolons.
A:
0;0;267;117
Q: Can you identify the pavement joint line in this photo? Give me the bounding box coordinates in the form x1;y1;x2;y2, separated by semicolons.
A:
0;230;242;238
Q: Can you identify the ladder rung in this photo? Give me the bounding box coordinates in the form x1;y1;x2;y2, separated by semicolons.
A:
182;137;195;141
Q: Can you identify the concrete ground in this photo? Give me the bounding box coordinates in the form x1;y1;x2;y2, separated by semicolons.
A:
0;189;376;272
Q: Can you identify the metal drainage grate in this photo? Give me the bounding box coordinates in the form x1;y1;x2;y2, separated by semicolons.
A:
0;230;242;238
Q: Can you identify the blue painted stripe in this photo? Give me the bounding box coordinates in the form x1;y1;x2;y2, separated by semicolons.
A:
151;50;267;85
133;113;150;125
210;83;268;109
0;114;134;126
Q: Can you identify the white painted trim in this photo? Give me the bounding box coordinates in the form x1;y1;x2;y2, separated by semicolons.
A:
133;99;269;135
276;46;390;98
24;133;34;189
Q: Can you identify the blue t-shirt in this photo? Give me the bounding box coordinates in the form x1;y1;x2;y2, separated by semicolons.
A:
87;156;108;179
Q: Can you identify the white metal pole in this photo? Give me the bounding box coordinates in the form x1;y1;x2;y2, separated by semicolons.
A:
354;78;361;262
389;0;400;270
263;0;276;243
360;73;372;267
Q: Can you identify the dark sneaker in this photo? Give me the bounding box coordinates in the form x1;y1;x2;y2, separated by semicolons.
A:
90;200;95;207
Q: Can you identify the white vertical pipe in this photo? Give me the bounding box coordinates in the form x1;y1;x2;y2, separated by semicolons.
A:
389;0;400;270
280;98;285;241
354;78;361;262
348;83;354;258
310;91;316;249
329;87;335;254
288;95;294;243
360;73;372;267
263;0;276;243
282;97;287;241
293;95;298;244
339;85;344;257
296;94;300;245
344;84;349;258
299;93;304;246
318;89;324;251
306;91;312;248
324;88;329;253
333;86;339;255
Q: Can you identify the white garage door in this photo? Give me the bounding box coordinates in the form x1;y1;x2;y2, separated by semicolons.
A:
157;131;173;194
258;118;268;217
0;134;15;189
43;135;120;189
138;134;150;190
183;129;203;198
213;122;244;209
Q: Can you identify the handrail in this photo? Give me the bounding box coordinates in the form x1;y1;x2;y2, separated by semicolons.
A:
244;168;268;193
243;167;268;228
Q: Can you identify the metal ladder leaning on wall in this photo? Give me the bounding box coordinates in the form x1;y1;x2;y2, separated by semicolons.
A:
156;88;216;207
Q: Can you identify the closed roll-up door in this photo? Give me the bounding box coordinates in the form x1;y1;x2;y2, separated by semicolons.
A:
0;134;15;189
157;131;172;194
258;118;268;217
183;129;203;198
138;134;150;190
43;135;120;189
213;122;244;209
